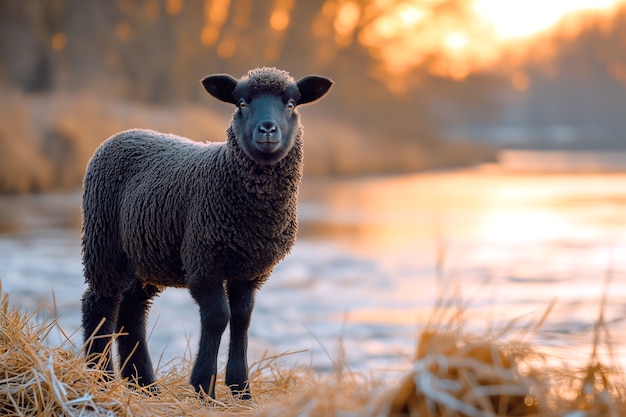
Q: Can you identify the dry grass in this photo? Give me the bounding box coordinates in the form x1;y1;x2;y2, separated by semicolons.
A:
1;280;625;417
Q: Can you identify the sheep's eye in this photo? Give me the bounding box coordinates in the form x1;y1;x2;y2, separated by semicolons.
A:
238;100;247;110
286;101;295;110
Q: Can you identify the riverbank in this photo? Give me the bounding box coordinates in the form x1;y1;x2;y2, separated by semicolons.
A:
0;90;496;193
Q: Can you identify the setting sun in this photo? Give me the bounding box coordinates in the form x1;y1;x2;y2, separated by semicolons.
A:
474;0;624;39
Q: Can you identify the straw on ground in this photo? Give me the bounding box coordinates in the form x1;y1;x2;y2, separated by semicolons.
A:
1;281;624;416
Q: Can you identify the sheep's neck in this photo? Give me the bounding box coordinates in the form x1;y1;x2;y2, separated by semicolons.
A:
226;126;303;217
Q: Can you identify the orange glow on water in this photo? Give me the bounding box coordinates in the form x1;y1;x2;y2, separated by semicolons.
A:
300;165;626;256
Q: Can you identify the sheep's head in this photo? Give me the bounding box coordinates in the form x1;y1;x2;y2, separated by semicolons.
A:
201;67;333;165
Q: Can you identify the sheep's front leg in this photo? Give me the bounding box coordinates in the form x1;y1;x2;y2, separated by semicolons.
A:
189;280;230;398
225;279;256;399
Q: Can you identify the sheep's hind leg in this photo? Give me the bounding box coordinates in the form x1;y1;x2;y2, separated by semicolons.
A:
189;280;230;398
225;279;256;400
117;279;161;391
81;287;121;377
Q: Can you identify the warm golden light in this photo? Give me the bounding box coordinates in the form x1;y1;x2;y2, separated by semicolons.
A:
270;0;294;32
444;32;468;51
166;0;183;16
270;9;290;31
610;63;626;86
51;33;67;52
511;71;530;91
474;0;623;39
397;4;424;26
334;1;360;38
201;26;219;46
116;22;131;42
201;0;231;46
346;0;625;85
217;38;236;58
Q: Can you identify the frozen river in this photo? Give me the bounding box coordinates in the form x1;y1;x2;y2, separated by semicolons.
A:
2;153;626;377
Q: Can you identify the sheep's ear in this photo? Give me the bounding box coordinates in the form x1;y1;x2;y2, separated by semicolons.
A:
296;75;333;105
201;74;238;104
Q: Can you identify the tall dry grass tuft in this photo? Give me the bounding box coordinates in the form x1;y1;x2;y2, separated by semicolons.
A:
1;277;625;416
384;275;626;417
387;329;546;416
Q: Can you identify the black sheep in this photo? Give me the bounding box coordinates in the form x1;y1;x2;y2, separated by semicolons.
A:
80;67;332;399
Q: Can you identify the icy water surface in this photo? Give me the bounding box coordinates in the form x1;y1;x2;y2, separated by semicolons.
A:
2;157;626;376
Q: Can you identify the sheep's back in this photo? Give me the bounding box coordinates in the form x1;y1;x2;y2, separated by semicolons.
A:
82;129;222;289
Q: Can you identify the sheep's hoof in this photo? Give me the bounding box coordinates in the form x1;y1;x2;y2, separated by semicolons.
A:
142;384;161;396
92;370;115;391
231;389;252;401
128;381;160;396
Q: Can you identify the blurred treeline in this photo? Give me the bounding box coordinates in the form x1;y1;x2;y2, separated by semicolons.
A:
0;0;498;193
1;1;625;193
506;4;626;149
447;4;626;149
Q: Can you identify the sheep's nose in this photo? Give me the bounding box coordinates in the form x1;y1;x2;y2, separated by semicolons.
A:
259;122;277;135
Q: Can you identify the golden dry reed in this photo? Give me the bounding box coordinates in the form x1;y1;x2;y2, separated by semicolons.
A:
1;280;625;416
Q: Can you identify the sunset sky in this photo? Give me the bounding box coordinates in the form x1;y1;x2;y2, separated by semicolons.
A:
343;0;626;86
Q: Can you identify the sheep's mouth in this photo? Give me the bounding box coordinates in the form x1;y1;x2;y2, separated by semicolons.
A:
245;130;291;164
255;139;281;153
